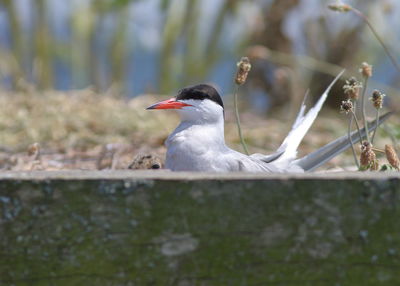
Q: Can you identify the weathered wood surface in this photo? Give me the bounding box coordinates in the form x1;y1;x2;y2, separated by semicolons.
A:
0;171;399;285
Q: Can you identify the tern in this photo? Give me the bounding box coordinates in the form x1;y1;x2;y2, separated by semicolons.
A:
147;72;390;172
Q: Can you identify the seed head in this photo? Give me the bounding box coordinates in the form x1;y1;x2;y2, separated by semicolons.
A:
343;77;362;100
328;2;352;12
27;142;41;161
235;57;251;85
360;141;372;152
385;144;399;170
340;99;353;114
359;62;373;78
370;90;385;109
360;141;379;171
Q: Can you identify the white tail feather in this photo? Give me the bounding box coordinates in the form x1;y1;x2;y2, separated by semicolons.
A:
274;70;345;163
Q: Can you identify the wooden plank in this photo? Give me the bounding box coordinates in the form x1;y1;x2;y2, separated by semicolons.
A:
0;171;399;285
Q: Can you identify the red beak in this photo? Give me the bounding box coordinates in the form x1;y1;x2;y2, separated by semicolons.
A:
146;98;192;110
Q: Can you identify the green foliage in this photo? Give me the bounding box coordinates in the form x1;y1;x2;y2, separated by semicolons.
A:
380;164;395;171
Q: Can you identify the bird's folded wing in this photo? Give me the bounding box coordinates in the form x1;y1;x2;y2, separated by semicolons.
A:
250;151;284;163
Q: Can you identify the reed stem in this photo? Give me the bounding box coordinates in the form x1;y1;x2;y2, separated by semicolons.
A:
351;110;363;143
233;85;249;155
348;103;360;168
360;77;370;142
371;109;379;144
351;7;400;75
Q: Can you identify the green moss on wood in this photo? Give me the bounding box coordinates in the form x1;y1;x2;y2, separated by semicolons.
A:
0;173;399;285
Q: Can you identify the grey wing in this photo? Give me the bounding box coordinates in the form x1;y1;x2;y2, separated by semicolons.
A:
223;150;275;172
225;149;301;173
250;151;284;163
247;153;304;173
237;155;285;172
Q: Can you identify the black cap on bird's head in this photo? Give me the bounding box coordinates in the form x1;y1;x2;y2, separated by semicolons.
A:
176;84;224;109
146;84;224;110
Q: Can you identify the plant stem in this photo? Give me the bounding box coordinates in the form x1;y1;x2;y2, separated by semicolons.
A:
348;114;360;168
371;108;379;144
351;7;400;75
233;85;249;155
360;77;370;142
372;147;385;154
351;110;363;143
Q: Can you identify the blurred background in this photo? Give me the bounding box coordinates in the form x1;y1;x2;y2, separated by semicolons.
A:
0;0;399;170
1;0;400;107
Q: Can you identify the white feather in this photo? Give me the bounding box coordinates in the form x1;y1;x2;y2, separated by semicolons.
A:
273;70;345;164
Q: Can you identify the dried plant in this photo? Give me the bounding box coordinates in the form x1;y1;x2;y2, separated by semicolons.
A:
370;90;385;143
340;98;362;167
343;77;362;100
359;62;372;143
385;144;399;170
341;76;364;167
340;62;395;172
340;63;374;169
27;142;41;160
235;57;252;85
359;141;379;171
233;57;252;155
328;2;352;12
27;142;43;170
340;99;354;114
370;90;385;109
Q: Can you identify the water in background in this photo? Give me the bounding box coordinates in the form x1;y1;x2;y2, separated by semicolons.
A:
0;0;399;105
0;0;252;97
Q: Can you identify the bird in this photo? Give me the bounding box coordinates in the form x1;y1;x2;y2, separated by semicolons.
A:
146;71;391;172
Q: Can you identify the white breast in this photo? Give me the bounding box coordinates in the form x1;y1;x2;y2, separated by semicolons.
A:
165;123;229;171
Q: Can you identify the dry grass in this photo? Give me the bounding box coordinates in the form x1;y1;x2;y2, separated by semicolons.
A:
0;89;175;150
0;89;175;170
0;89;396;171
